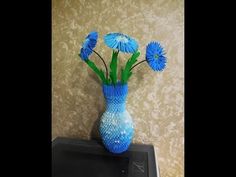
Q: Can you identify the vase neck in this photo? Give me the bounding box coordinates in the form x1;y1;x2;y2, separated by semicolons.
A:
102;84;128;113
105;96;127;113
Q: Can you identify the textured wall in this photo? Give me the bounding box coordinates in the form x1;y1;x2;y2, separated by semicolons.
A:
52;0;184;177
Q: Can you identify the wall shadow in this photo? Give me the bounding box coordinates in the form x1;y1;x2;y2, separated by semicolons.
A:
89;111;104;141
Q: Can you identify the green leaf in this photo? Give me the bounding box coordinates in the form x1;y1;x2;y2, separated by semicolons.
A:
121;51;140;84
85;60;107;84
109;51;119;85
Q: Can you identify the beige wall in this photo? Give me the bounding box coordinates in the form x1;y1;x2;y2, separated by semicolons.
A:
52;0;184;177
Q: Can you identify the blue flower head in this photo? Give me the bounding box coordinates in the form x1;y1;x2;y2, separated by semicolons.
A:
104;33;138;53
79;31;98;61
146;41;167;71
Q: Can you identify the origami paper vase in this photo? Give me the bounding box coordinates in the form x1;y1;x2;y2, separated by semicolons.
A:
99;83;134;153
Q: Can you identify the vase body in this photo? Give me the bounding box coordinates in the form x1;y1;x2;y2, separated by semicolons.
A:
99;83;134;153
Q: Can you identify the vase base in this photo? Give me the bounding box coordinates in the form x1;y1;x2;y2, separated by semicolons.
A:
103;140;132;154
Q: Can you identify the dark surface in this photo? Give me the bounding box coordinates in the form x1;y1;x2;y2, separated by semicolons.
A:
52;137;158;177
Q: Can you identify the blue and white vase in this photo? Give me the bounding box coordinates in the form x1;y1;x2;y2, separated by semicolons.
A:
99;83;134;153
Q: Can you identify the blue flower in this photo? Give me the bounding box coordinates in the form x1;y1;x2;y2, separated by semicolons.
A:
104;33;138;53
145;42;167;71
79;31;98;61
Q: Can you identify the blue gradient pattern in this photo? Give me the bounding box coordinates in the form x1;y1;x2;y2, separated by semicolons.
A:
104;32;138;53
99;83;134;153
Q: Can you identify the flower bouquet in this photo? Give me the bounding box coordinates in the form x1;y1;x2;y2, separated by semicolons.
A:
78;31;166;153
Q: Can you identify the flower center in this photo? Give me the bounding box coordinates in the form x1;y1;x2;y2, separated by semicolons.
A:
154;54;159;59
116;36;129;43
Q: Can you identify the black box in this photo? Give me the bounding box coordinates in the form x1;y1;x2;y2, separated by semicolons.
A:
52;137;159;177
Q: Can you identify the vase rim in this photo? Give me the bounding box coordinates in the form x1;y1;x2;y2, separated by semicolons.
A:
102;83;127;87
102;82;128;97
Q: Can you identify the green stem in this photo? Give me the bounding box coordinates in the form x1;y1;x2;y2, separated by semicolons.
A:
130;59;146;71
91;49;108;79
